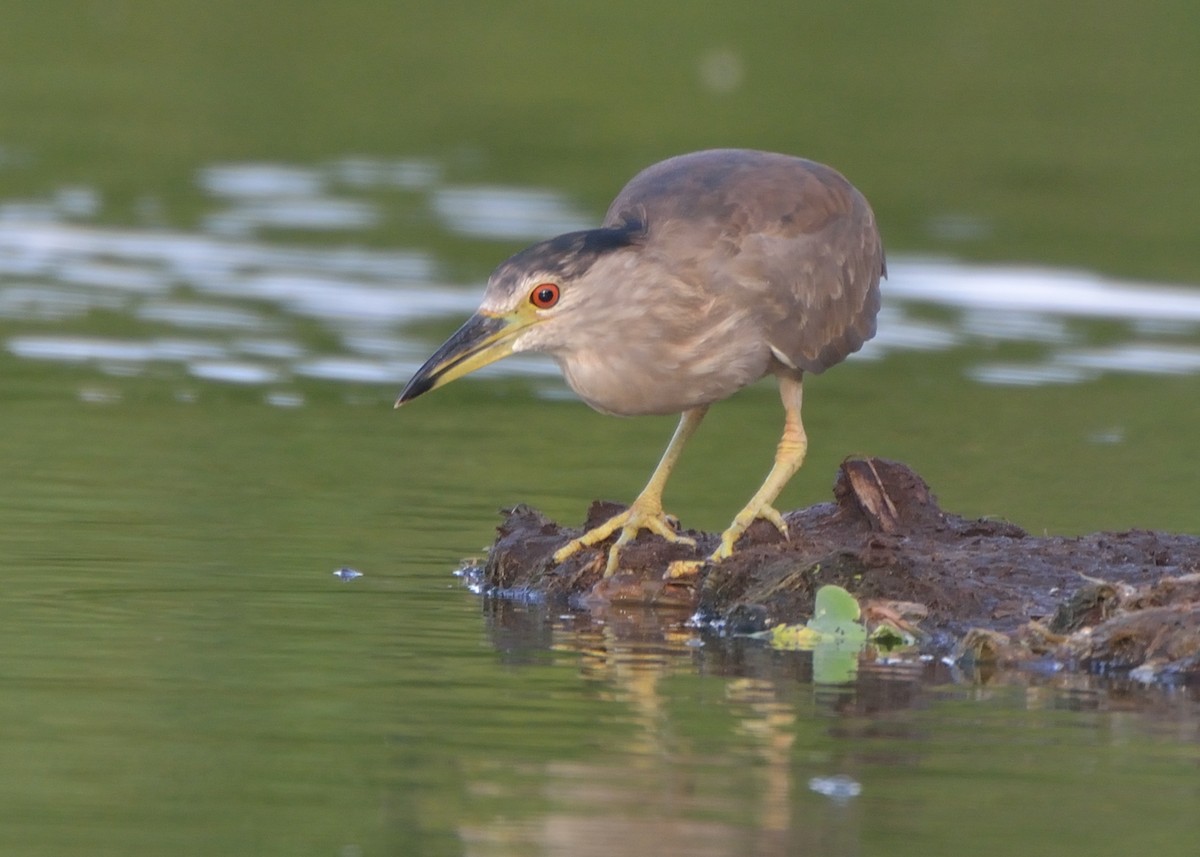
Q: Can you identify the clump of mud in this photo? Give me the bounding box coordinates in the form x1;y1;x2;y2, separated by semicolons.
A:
478;458;1200;680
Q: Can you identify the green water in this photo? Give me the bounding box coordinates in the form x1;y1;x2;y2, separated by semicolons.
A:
2;3;1200;855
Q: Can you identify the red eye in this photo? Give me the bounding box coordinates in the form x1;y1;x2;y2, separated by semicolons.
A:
530;283;560;309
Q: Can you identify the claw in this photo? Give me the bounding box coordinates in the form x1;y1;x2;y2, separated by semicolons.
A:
711;503;790;562
554;503;694;576
553;408;707;577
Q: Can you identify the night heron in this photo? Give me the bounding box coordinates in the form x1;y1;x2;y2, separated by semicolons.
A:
398;149;885;576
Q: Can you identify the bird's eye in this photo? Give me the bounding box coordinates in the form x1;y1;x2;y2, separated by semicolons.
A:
530;283;560;309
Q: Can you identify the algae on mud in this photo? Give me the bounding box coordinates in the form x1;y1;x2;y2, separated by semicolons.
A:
476;457;1200;680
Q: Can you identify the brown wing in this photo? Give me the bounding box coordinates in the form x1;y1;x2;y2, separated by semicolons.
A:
604;149;885;375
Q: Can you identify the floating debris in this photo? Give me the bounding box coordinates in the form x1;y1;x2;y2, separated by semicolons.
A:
808;774;862;802
452;559;486;595
332;567;363;582
755;585;867;651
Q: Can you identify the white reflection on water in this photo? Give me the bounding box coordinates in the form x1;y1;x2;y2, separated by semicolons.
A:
198;162;381;236
136;301;270;330
188;361;279;384
199;163;325;198
78;387;121;404
9;336;159;363
58;259;167;293
330;156;441;190
234;338;306;360
0;222;433;284
265;390;305;408
960;308;1071;343
236;273;478;323
856;258;1200;383
2;162;1199;394
1058;343;1200;375
966;363;1092;387
294;357;401;384
432;186;592;240
858;305;959;356
204;199;380;237
0;285;124;320
887;258;1200;322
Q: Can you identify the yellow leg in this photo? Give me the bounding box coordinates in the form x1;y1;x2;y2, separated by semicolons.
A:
554;406;707;576
712;374;807;561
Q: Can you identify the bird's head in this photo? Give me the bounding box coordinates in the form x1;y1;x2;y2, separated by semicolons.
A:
395;220;645;406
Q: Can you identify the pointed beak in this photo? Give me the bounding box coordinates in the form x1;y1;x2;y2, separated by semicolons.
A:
395;311;527;406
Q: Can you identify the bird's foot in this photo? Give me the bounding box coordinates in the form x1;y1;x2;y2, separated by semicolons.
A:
553;501;695;577
711;503;789;562
665;558;706;580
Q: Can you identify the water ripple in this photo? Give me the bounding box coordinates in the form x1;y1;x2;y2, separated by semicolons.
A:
433;185;592;240
136;301;270;330
2;160;1199;392
188;361;280;384
887;258;1200;322
199;163;325;198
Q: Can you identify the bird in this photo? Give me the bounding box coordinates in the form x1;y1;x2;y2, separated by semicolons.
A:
397;149;885;577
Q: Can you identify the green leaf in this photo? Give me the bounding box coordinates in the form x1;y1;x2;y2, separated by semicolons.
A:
807;585;865;634
758;585;868;674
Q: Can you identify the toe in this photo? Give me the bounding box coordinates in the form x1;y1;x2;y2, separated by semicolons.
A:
710;532;737;562
760;505;790;538
665;558;705;580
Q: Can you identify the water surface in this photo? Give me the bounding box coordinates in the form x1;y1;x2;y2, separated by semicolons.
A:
3;4;1200;854
3;163;1199;855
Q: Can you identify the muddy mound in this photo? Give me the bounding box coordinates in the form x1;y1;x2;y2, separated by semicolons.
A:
477;458;1200;679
